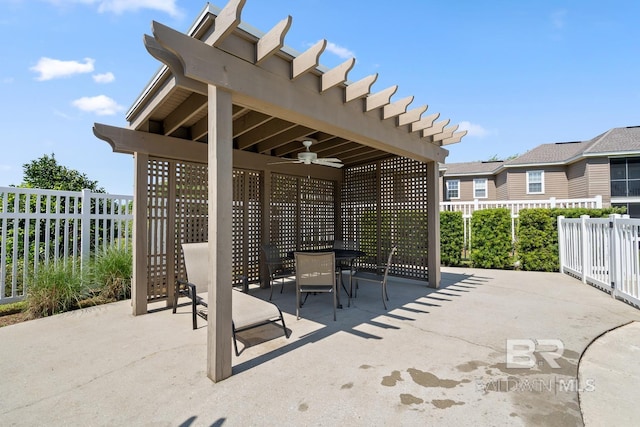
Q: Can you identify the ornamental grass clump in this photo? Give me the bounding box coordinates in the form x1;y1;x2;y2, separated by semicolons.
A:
26;261;87;318
92;246;132;302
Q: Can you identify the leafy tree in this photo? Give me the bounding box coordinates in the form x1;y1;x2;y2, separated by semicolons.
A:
19;154;104;192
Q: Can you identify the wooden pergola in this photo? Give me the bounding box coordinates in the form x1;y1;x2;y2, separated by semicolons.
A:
93;0;465;382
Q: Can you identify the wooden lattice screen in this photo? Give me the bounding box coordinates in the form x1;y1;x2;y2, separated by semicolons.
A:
145;159;262;301
269;173;336;266
233;169;262;284
342;157;429;281
147;158;171;300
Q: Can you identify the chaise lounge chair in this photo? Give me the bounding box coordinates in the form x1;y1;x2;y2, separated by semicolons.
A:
173;242;290;356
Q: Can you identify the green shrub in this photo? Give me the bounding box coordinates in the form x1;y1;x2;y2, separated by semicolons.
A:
517;209;558;271
92;246;132;301
440;211;464;266
26;261;87;318
470;208;513;269
516;207;626;272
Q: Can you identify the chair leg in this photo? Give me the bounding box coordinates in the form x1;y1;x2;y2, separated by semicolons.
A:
232;322;240;356
381;283;388;310
188;284;198;330
172;282;179;314
332;287;337;321
269;277;274;301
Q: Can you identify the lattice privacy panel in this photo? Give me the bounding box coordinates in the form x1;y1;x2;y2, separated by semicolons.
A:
147;159;171;300
233;169;262;285
342;163;378;268
146;159;263;302
300;177;336;250
174;161;208;289
269;174;298;267
269;173;336;265
342;157;429;280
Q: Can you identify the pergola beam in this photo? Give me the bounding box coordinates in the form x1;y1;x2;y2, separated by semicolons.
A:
204;0;246;46
150;21;448;163
256;16;292;64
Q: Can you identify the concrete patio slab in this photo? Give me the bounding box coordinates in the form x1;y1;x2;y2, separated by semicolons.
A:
1;267;639;426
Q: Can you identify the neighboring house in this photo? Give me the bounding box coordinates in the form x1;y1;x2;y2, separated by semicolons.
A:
440;126;640;217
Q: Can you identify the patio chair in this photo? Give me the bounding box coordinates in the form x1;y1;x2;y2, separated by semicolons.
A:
294;251;337;321
261;243;295;300
351;246;396;310
174;242;290;356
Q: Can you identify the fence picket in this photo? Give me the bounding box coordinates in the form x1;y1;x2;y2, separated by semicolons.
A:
558;214;640;309
0;187;133;304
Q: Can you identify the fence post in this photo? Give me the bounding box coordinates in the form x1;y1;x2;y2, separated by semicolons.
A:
580;215;589;284
595;195;602;209
609;214;621;299
558;215;565;274
550;197;556;208
80;189;92;275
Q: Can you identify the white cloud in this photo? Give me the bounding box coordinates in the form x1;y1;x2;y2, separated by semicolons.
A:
458;121;489;138
93;72;115;83
325;41;355;59
1;77;14;84
30;57;95;81
71;95;124;115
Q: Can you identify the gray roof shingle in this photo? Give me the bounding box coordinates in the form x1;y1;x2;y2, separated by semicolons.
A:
442;161;504;176
584;126;640;154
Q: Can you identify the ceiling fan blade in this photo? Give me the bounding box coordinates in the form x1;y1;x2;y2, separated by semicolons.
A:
267;159;302;165
317;157;342;163
313;159;344;168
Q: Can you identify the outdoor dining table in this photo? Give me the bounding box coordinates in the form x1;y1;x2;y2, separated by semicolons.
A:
287;248;367;308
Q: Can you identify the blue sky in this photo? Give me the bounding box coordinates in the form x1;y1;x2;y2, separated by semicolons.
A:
1;0;639;195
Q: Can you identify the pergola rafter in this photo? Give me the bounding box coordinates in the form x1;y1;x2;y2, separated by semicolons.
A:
93;1;467;383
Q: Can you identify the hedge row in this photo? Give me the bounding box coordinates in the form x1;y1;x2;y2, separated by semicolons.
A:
438;206;625;271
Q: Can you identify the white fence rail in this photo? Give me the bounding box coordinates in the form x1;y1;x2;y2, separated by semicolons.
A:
0;187;133;304
440;196;603;248
558;214;640;308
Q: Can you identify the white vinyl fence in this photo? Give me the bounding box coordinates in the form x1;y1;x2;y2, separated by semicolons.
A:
440;196;603;249
558;214;640;308
0;187;133;304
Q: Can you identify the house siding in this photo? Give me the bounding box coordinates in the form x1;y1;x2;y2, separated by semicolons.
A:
567;160;588;198
586;157;610;204
496;171;508;199
507;167;568;199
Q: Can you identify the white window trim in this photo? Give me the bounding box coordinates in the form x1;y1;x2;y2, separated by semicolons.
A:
526;170;545;194
446;179;460;200
473;178;488;199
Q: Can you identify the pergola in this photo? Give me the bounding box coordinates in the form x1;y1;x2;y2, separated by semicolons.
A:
93;0;466;382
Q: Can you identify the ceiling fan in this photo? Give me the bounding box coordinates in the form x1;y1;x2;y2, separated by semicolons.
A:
270;140;344;168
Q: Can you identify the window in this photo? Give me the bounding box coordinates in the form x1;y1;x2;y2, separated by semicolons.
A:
611;157;640;197
473;178;487;198
446;179;459;199
527;170;544;194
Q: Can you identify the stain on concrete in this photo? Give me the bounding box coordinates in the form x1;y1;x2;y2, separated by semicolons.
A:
528;410;581;426
381;370;403;387
509;412;519;418
341;382;353;390
359;364;372;369
407;368;463;388
431;399;465;409
298;403;308;412
400;394;424;405
456;360;486;372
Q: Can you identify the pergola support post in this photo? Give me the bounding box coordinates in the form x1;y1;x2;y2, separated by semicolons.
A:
207;84;234;382
427;160;441;288
132;152;149;315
